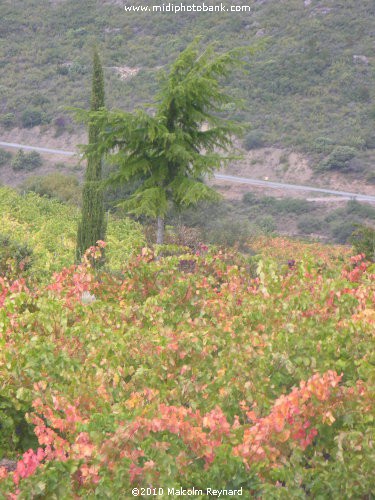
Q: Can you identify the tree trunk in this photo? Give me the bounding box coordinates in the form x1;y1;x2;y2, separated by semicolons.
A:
156;216;165;245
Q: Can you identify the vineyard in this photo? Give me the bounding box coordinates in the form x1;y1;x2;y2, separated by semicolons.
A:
0;193;374;497
0;186;144;279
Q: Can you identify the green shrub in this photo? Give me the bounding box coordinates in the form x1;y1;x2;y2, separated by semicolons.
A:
68;62;87;75
0;113;16;128
0;148;12;166
350;85;371;103
274;198;311;215
53;116;69;136
346;200;375;219
312;136;335;153
319;146;357;172
12;150;43;171
243;195;311;215
364;134;375;150
21;108;44;128
346;135;366;150
0;396;38;460
242;192;257;205
56;64;69;76
365;170;375;184
22;173;81;205
349;224;375;261
330;220;358;244
257;196;277;209
26;151;43;169
243;130;265;150
297;215;322;234
207;218;257;250
31;94;50;107
323;202;375;244
255;215;276;234
11;150;27;171
0;232;34;278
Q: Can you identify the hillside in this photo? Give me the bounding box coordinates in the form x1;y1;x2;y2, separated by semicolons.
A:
1;0;375;179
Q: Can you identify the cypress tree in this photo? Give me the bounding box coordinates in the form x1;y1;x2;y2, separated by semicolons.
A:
76;49;106;263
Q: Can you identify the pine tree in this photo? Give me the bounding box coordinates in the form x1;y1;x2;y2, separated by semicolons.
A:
76;49;106;263
76;40;249;244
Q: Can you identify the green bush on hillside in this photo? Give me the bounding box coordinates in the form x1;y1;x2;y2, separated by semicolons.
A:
350;224;375;261
319;146;357;171
297;215;322;234
346;199;375;219
243;130;265;150
320;201;375;244
364;134;375;150
243;194;312;215
312;136;335;153
22;173;81;205
21;108;44;128
11;150;43;171
242;192;257;205
330;220;358;244
0;148;12;166
206;218;258;251
255;215;276;234
365;171;375;184
0;113;16;128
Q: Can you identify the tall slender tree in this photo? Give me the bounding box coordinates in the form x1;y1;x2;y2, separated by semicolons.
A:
76;49;106;262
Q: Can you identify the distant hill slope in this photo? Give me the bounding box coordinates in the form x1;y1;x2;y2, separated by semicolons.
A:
0;0;374;174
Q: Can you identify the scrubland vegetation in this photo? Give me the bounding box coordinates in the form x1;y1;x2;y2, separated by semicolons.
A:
1;0;375;177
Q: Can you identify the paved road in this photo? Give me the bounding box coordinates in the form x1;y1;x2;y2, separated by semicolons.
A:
0;141;77;157
1;140;374;202
215;174;375;203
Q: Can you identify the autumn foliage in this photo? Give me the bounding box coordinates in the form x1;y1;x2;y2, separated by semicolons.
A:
0;239;374;498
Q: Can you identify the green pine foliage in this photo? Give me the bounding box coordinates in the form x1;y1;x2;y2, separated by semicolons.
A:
76;49;106;263
77;41;247;243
